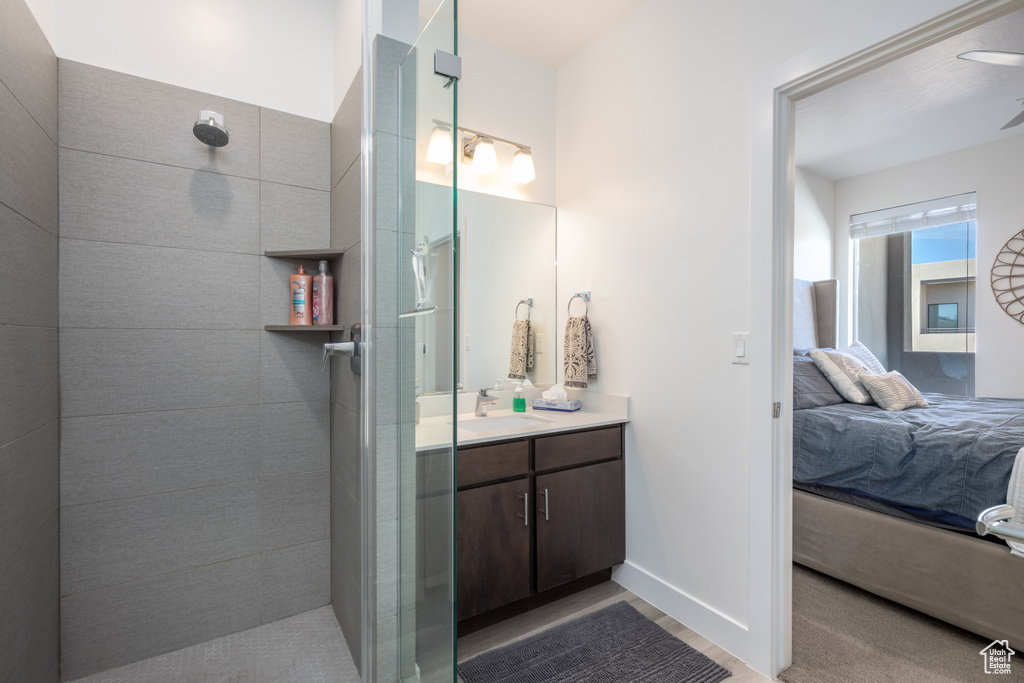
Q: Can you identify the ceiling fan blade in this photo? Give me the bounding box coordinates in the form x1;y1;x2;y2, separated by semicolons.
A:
1001;108;1024;130
958;50;1024;67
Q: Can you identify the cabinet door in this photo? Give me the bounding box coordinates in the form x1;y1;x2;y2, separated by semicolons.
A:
457;479;532;620
535;459;625;592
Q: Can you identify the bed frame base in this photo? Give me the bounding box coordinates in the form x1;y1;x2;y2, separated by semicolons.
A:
793;489;1024;648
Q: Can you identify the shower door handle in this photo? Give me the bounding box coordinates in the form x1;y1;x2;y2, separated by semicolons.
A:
399;241;437;318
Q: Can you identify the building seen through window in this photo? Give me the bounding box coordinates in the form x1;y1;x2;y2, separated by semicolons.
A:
852;194;976;395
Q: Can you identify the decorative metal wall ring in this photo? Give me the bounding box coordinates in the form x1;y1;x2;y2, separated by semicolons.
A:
991;228;1024;324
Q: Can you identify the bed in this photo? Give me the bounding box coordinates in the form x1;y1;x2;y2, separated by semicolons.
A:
791;278;1024;648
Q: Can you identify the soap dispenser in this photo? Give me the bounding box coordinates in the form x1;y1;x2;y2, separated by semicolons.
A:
513;382;526;412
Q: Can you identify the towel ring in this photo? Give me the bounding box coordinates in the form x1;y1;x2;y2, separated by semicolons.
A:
567;291;590;317
515;298;533;321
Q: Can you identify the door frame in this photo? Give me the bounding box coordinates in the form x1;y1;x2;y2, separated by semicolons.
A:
749;0;1022;676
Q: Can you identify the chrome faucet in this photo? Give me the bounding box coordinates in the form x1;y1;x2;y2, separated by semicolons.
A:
475;389;499;417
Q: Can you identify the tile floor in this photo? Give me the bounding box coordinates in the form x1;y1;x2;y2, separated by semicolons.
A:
68;607;360;683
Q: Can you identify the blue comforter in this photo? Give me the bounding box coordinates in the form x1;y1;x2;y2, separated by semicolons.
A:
793;393;1024;528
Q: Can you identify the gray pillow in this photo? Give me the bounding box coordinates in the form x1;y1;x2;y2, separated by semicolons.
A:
837;341;886;375
809;348;874;404
860;371;928;411
793;356;846;410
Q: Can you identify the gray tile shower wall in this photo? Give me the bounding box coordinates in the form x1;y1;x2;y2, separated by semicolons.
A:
330;67;363;672
0;0;59;681
58;60;332;680
372;35;420;683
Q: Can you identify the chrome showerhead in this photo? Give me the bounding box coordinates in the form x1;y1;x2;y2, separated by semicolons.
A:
193;110;228;147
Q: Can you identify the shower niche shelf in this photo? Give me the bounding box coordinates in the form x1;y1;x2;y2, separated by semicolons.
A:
264;325;345;332
264;248;345;260
264;248;345;332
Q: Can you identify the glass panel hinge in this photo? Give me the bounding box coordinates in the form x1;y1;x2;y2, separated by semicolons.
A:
434;49;461;88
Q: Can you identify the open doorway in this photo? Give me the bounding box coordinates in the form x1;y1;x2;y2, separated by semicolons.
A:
776;3;1024;680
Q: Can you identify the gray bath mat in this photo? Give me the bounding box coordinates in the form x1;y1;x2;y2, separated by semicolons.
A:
458;601;731;683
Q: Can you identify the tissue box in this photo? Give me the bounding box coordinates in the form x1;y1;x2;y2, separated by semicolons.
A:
532;399;581;412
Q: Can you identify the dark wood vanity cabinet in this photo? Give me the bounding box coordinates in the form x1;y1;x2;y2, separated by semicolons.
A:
535;459;625;592
456;424;625;622
457;479;532;619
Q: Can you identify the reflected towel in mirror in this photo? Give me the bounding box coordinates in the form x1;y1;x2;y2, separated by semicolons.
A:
564;316;596;389
508;319;534;380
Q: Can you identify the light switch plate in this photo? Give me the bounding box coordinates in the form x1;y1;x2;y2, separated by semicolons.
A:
732;332;750;365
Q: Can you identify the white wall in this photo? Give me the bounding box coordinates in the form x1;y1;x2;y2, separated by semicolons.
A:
53;0;335;121
834;132;1024;398
23;0;54;47
794;168;834;281
555;0;897;668
414;32;557;206
334;0;361;115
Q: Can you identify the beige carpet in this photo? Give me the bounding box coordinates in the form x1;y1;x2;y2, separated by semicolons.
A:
781;564;1008;682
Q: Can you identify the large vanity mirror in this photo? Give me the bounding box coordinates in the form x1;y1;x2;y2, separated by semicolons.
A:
414;182;557;395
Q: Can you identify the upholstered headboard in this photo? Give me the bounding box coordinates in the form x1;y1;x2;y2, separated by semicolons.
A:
794;279;838;350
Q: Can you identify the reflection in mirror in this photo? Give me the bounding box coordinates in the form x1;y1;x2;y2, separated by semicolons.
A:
414;182;556;394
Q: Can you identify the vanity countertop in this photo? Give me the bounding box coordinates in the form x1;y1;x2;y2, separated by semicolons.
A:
415;404;629;451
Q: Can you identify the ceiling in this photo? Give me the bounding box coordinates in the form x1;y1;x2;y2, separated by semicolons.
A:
457;0;644;70
795;7;1024;181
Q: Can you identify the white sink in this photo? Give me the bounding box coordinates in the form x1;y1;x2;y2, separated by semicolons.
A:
455;414;556;433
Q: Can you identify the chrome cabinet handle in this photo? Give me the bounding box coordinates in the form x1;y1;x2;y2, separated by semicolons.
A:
540;488;549;521
519;493;529;527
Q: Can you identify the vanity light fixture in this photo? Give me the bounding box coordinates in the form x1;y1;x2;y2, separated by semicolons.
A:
429;119;535;183
463;135;498;175
510;148;535;184
426;124;453;164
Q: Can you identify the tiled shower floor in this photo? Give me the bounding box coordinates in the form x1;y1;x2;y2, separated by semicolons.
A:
68;606;360;683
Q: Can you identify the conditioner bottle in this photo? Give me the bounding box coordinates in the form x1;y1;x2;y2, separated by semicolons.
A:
289;265;313;325
312;260;334;326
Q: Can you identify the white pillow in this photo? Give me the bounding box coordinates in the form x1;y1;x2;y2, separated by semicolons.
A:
808;348;874;404
860;371;928;411
837;341;886;376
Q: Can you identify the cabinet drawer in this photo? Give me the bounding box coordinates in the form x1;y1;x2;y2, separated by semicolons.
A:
457;440;529;488
535;425;622;472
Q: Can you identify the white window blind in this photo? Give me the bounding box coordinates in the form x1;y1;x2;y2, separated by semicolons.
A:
849;192;976;240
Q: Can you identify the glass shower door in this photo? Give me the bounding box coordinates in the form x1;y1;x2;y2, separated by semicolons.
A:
396;2;457;681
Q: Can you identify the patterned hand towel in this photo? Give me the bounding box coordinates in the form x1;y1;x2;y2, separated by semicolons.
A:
508;319;534;380
563;316;596;389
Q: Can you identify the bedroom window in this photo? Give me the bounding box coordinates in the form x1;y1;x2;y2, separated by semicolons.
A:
851;193;976;395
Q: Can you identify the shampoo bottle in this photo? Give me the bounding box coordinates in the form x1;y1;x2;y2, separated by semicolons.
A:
312;260;334;326
289;265;313;325
513;382;526;412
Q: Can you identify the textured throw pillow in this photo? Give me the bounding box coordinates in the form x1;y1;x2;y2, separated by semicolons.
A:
793;356;845;410
860;371;928;411
836;341;886;375
808;348;874;404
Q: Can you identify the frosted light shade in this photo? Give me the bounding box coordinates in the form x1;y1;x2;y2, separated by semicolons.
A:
426;125;453;164
510;149;535;183
471;138;498;175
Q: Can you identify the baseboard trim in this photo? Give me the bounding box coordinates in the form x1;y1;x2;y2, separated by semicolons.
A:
613;561;751;664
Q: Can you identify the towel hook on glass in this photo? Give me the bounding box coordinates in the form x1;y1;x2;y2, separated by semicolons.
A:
567;291;590;317
515;298;533;321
